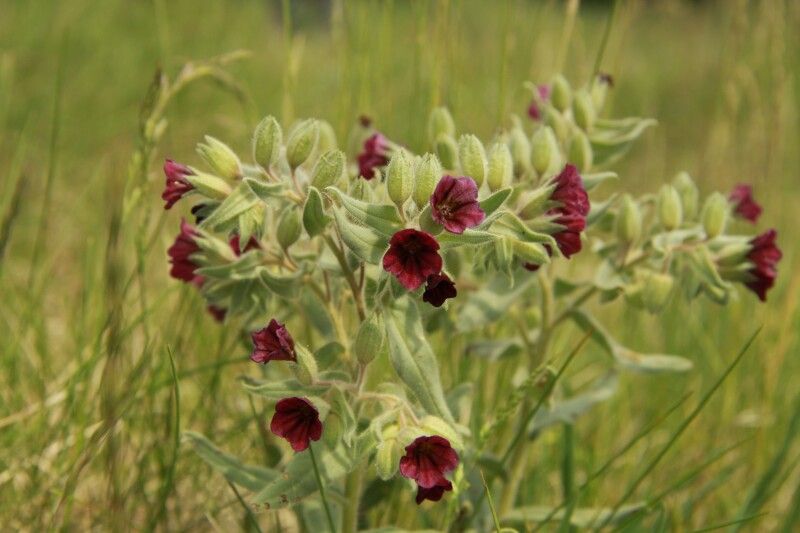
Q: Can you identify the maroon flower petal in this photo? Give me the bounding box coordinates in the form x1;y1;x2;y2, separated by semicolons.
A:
729;184;762;223
162;159;195;210
422;273;457;307
383;229;443;291
357;133;391;179
250;319;297;364
744;229;782;301
415;479;453;504
430;175;485;234
168;219;201;283
527;84;551;121
230;234;261;256
546;164;589;259
270;397;323;452
399;435;459;489
207;305;227;322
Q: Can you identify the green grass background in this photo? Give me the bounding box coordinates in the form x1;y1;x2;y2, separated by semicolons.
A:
0;0;798;530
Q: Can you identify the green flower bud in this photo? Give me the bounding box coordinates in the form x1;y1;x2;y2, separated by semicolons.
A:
626;270;674;314
458;134;487;188
185;170;233;200
316;119;338;152
616;194;642;245
311;149;345;189
252;116;282;170
434;133;459;170
293;345;318;386
487;143;513;191
672;171;699;220
386;151;414;208
197;135;242;180
413;153;442;209
302;186;330;237
530;126;560;176
572;89;596;131
285;119;319;169
551;74;572;112
375;436;400;480
568;130;593;172
701;192;729;238
590;74;611;111
428;106;456;145
322;412;343;448
545;107;570;144
508;127;531;176
276;206;302;249
353;313;385;366
657;184;683;230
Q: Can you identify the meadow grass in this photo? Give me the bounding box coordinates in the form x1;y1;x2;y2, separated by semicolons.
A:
0;0;798;530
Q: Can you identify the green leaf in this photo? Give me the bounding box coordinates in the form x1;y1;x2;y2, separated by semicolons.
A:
239;376;329;398
195;251;263;281
200;182;261;231
303;186;331;237
327;187;401;237
437;228;497;249
529;373;618;434
385;299;455;423
332;208;388;264
182;431;278;492
502;503;647;528
243;176;286;201
258;265;307;299
582;171;618;191
589;117;657;167
479;187;513;217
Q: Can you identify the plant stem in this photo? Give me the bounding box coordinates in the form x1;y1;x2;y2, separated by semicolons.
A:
323;235;366;321
341;467;363;533
308;443;337;533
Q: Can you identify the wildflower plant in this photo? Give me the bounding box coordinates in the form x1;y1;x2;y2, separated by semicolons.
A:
170;72;782;530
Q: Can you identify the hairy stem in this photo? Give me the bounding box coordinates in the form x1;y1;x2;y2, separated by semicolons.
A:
309;443;337;533
341;467;363;533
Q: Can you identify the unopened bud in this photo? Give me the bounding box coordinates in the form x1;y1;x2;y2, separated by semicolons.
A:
413;153;442;209
616;194;642;245
672;171;699;220
353;313;385;366
386;151;414;208
508;127;531;176
531;126;560;176
277;207;302;249
375;436;400;480
311;149;345;189
590;73;612;111
701;192;729;238
197;135;242;180
302;186;330;237
657;184;683;230
286;119;319;169
322;412;342;447
458;134;487;188
185;171;233;200
545;108;570;144
316;119;338;152
293;345;318;385
551;74;572;112
568;130;593;172
252;116;282;170
641;271;675;313
428;106;456;145
487;143;513;191
572;89;596;131
434;133;458;170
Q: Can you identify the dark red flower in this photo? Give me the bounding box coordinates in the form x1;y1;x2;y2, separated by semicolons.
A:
399;435;459;490
168;219;202;283
207;305;227;322
357;133;391;179
270;397;323;452
229;234;260;256
162;159;195;210
744;229;782;302
383;229;443;291
415;479;453;504
729;184;762;223
547;164;590;259
422;273;457;307
251;319;296;364
527;84;551;121
430;175;486;234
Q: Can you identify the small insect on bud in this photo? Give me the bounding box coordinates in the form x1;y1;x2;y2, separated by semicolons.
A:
197;135;242;180
672;171;700;220
701;192;729;239
508;127;531;176
311;149;346;189
572;89;596;131
550;74;572;112
386;151;414;209
615;193;642;245
590;72;613;111
353;313;385;366
487;143;513;191
435;133;459;170
286;119;319;169
530;126;560;176
657;184;683;230
428;106;456;145
458;134;487;188
292;345;319;386
568;130;593;172
252;116;282;170
414;153;442;209
277;206;303;250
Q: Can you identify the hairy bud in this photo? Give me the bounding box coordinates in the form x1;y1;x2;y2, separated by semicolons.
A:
551;74;572;112
434;133;459;170
413;153;442;209
293;345;319;385
386;151;414;208
572;89;596;131
316;119;338;153
252;116;282;170
657;184;683;230
197;135;242;180
701;192;729;238
353;313;385;366
530;126;560;176
311;149;346;189
375;433;400;480
428;106;456;145
508;127;531;176
616;194;642;245
672;171;699;220
277;207;302;249
458;134;487;188
487;143;513;191
286;119;319;169
568;130;593;172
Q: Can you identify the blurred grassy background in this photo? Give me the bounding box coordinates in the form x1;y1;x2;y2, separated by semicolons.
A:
0;0;798;530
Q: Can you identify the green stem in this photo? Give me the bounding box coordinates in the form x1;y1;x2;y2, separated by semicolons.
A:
308;444;337;533
341;467;363;533
324;235;366;321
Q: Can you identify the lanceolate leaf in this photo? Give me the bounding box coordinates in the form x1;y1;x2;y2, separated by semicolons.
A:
529;372;619;434
332;208;388;264
327;187;401;237
479;187;512;217
182;431;278;492
200;181;261;231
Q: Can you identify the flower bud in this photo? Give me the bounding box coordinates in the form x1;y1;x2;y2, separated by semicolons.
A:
568;130;593;172
311;149;345;189
508;127;531;176
252;116;282;170
615;194;642;245
641;271;675;313
316;119;338;153
701;192;729;238
197;135;242;180
303;186;330;237
375;436;400;480
530;126;560;176
386;151;414;208
487;143;513;191
590;73;612;111
657;184;683;230
551;74;572;112
434;133;459;170
545;107;570;144
286;119;319;169
293;345;319;385
322;412;343;448
428;106;456;145
353;313;385;366
572;89;596;131
413;153;442;209
458;134;487;188
672;171;699;220
277;207;302;249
